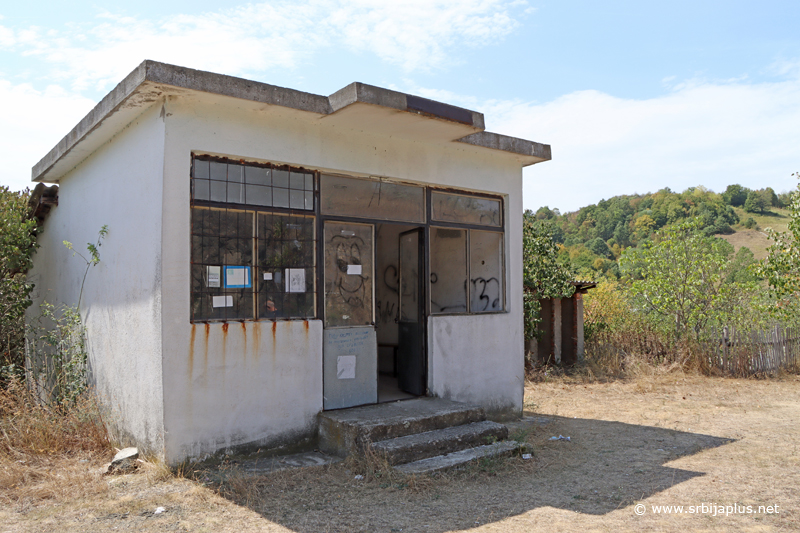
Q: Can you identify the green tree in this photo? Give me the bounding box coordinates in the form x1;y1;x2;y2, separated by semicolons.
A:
757;173;800;315
620;219;737;338
0;187;38;381
743;191;767;214
722;184;750;206
522;211;574;341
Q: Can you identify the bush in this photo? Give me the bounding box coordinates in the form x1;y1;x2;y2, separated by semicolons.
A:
743;217;757;229
0;187;38;384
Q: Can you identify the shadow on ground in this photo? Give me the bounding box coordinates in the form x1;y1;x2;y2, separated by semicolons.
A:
204;415;734;532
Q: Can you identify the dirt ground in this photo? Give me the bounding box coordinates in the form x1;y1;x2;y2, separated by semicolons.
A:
2;372;798;532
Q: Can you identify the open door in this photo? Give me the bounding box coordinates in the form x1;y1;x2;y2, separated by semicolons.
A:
397;228;426;395
322;221;377;410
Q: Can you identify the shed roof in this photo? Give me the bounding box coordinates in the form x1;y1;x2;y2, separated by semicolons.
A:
32;61;551;183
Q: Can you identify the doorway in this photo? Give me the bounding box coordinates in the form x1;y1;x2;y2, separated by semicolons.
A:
375;223;426;403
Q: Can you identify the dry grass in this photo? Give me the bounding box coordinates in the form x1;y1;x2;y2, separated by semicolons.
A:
2;372;799;532
718;206;790;259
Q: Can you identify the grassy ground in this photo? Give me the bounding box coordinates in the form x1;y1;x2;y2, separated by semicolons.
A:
717;206;790;259
2;372;798;532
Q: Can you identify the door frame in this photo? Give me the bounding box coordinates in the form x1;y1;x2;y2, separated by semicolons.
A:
318;216;429;407
397;226;428;396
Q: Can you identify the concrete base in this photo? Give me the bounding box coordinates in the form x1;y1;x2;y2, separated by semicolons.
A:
394;441;521;474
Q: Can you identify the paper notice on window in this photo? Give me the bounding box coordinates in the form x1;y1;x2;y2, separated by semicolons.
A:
337;355;356;379
285;268;305;293
212;295;233;308
347;264;362;275
207;266;221;288
263;272;273;281
224;266;250;288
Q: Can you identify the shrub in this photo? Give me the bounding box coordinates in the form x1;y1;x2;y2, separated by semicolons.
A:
0;187;38;384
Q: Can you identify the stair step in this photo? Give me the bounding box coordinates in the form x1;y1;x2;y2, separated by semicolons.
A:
394;441;521;475
319;398;485;457
371;420;508;465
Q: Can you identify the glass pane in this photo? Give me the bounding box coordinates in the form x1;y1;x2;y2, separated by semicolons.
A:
210;161;227;181
193;159;209;180
257;213;316;320
324;222;373;327
228;164;244;183
210;180;227;202
273;187;289;208
245;165;270;186
399;231;419;321
289;171;305;190
228;182;244;204
431;192;501;227
430;227;467;314
469;230;504;313
304;191;314;210
289;189;304;209
320;175;425;223
193;179;209;201
273;169;289;189
304;174;314;191
246;184;272;206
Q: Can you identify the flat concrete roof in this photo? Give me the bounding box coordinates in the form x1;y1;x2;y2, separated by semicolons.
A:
32;60;551;182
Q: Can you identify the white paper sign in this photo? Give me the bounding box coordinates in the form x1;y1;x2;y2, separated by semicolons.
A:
225;266;247;287
212;295;233;308
337;355;356;379
347;264;362;275
263;272;273;281
207;266;221;288
285;268;306;293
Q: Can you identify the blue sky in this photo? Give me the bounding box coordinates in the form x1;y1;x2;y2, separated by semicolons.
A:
2;1;799;212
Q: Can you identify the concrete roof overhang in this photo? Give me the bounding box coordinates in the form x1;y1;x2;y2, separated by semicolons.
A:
32;60;551;183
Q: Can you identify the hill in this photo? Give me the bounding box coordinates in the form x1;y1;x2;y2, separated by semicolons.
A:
529;184;789;278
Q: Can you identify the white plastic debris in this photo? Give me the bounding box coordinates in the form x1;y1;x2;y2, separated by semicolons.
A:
522;453;533;460
354;474;364;480
548;435;571;441
154;507;166;515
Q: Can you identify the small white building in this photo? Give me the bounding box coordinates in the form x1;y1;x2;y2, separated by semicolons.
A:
28;61;551;465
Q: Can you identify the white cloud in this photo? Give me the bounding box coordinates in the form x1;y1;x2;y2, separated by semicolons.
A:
0;80;96;191
480;79;800;213
6;0;526;92
326;0;520;71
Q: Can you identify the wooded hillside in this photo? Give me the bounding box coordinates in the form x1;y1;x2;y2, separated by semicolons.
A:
531;184;790;279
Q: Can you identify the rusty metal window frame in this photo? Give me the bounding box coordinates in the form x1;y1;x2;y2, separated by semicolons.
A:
425;187;506;316
190;154;318;322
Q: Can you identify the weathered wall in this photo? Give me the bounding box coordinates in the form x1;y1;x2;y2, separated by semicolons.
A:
158;92;526;462
27;103;166;455
427;166;524;418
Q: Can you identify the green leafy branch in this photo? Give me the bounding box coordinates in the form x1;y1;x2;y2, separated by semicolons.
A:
63;225;108;311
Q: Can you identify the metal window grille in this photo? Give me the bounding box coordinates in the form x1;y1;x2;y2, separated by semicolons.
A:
190;155;317;322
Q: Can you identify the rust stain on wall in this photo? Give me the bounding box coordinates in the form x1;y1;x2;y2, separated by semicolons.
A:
221;322;228;366
240;322;247;359
271;321;277;359
189;324;196;376
304;320;309;340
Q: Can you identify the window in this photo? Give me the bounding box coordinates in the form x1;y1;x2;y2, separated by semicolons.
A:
429;191;504;314
190;156;317;321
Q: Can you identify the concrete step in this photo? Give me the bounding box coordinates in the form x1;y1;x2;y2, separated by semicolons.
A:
318;397;486;457
394;441;521;475
371;420;508;465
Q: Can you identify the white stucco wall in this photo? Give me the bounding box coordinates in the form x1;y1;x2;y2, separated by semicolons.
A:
157;93;525;463
28;103;166;454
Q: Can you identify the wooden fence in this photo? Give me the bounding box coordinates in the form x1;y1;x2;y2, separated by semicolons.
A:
705;326;800;376
583;325;800;377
